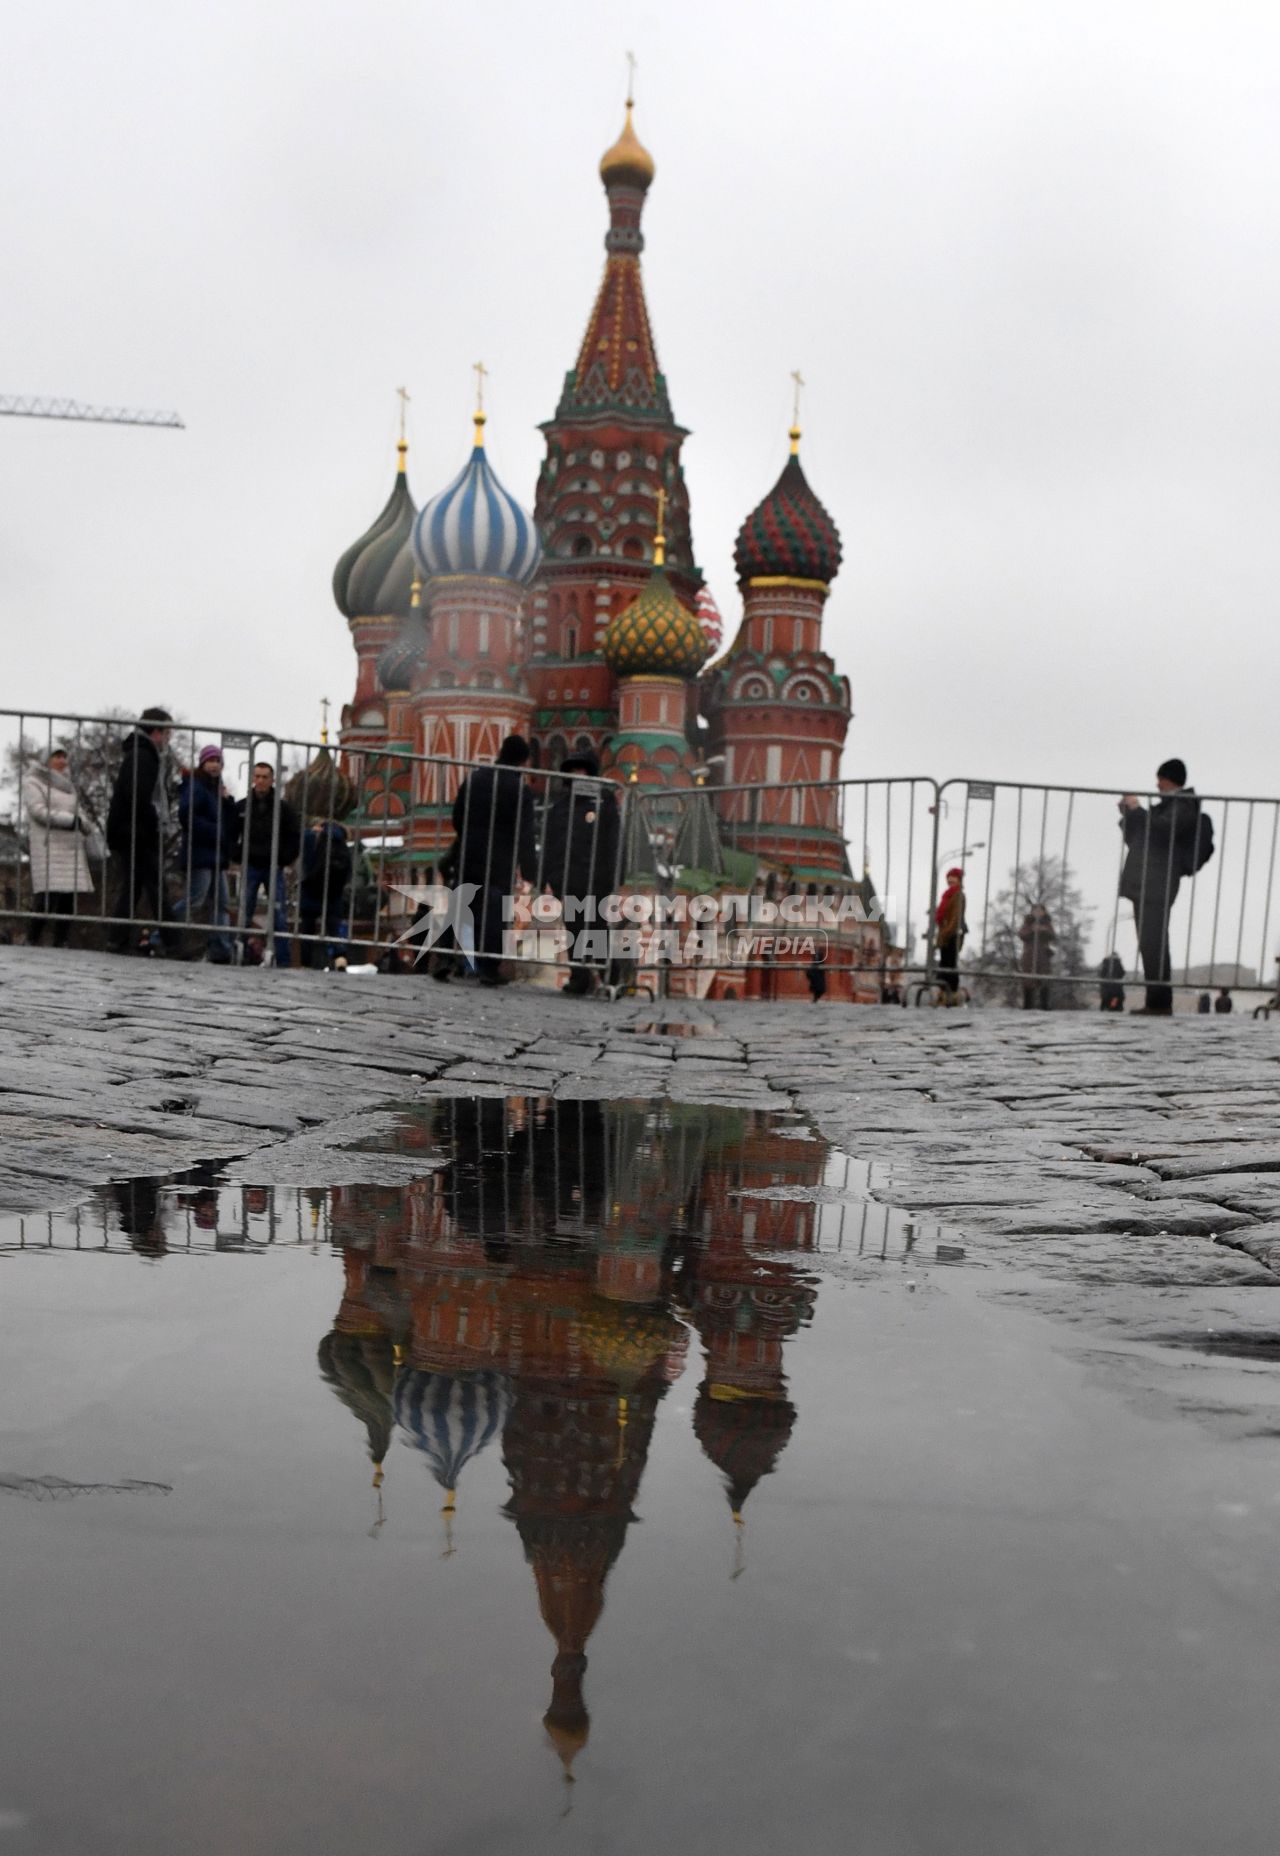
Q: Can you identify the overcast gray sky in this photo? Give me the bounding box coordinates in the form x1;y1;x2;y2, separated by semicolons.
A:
3;0;1277;799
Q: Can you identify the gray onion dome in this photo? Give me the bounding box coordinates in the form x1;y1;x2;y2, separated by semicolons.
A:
333;443;418;620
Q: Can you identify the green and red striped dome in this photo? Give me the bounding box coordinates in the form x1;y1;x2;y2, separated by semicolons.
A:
734;450;842;587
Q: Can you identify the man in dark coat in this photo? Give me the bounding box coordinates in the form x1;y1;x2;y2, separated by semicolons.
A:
1214;987;1234;1014
1119;758;1204;1016
1019;903;1056;1010
174;745;239;961
451;735;538;986
236;761;302;968
298;820;352;969
540;753;621;996
105;707;177;953
1098;951;1126;1012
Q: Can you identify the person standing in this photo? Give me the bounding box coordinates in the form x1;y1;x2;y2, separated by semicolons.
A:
105;707;177;953
934;866;966;1001
1018;902;1056;1010
540;753;621;996
1118;758;1207;1016
22;748;97;946
1197;991;1212;1014
236;761;301;967
805;957;828;1002
298;819;352;969
173;746;238;961
1098;952;1126;1012
1214;987;1234;1015
452;735;538;987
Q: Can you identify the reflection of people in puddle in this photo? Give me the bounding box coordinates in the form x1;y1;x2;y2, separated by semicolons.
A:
315;1096;827;1778
432;1095;531;1262
112;1176;167;1258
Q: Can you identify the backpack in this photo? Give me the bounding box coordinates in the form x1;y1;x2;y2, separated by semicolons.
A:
1189;811;1215;875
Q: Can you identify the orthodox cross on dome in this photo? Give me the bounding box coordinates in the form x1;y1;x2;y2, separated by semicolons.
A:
654;485;667;566
320;696;330;744
625;49;637;106
396;384;410;468
472;360;488;446
790;369;805;454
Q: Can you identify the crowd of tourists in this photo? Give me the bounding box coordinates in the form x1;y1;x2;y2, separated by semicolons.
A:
23;708;354;968
19;715;620;986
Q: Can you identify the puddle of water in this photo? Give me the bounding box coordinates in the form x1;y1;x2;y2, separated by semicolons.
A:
3;1097;1279;1854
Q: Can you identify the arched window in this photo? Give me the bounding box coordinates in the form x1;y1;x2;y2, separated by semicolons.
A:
564;624;579;657
572;535;592;558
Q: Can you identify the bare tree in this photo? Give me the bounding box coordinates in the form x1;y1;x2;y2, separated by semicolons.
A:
964;855;1094;1007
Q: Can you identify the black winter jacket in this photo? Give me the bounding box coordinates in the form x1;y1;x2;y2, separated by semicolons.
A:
106;729;166;860
237;790;302;870
540;777;621;899
452;765;538;890
1119;789;1202;906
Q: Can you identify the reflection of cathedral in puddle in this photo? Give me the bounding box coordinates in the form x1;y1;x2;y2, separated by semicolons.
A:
318;1098;823;1775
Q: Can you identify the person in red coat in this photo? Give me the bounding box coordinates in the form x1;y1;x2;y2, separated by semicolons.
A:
934;867;966;1000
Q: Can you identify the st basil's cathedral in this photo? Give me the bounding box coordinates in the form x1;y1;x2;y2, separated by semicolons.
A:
333;97;856;894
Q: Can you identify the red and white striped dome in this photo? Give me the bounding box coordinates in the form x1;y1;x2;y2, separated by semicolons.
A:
696;585;724;653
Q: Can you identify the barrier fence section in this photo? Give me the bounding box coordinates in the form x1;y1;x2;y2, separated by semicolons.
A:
3;706;1278;1006
938;777;1280;1005
629;777;941;999
0;712;631;976
0;708;279;958
273;737;631;979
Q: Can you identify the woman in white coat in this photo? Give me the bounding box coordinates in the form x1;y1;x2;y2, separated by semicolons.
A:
22;748;97;945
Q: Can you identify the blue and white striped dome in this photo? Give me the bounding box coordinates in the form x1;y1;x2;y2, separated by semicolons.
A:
393;1367;511;1493
412;420;542;585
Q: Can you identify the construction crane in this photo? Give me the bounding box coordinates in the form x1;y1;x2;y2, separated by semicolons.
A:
0;395;183;429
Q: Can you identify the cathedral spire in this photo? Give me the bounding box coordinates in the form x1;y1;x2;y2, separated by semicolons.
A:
558;94;668;421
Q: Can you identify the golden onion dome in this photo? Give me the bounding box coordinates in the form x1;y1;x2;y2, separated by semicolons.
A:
603;567;708;679
600;103;655;189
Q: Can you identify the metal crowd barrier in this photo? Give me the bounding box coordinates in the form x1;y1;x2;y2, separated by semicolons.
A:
3;706;1277;1008
629;776;938;1000
0;708;279;958
935;777;1280;1007
271;737;632;980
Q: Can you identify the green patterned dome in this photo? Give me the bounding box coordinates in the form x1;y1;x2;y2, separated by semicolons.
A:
604;567;709;678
